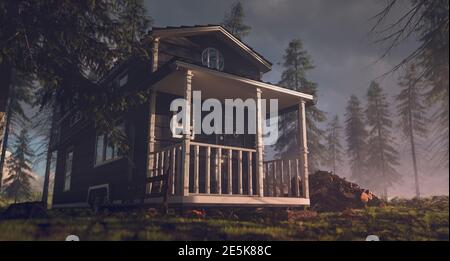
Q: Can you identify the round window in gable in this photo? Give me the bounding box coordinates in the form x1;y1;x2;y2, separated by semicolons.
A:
201;47;224;71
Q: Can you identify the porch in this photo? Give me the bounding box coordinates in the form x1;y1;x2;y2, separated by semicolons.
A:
144;59;313;207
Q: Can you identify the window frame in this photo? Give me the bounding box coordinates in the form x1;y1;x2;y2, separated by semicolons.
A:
94;123;125;167
63;147;74;192
118;71;128;88
201;47;224;71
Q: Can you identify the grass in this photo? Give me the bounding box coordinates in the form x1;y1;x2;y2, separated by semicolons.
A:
0;196;448;241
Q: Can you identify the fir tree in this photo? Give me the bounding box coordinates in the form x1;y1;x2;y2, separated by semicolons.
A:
3;129;35;203
345;95;369;185
0;0;152;165
222;1;252;39
325;115;344;174
365;81;400;199
371;0;449;168
0;71;33;190
275;39;327;171
396;63;428;198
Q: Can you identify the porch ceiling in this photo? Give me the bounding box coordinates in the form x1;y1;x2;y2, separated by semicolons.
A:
152;61;314;111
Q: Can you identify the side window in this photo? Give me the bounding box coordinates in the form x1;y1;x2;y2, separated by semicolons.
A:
94;123;125;166
64;148;73;191
118;72;128;87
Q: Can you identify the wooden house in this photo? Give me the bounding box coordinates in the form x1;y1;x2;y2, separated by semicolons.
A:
51;25;313;208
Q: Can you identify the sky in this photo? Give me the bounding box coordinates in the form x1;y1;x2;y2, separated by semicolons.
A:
143;0;448;197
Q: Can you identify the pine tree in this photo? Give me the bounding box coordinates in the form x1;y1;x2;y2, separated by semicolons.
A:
365;81;400;199
345;95;369;185
396;64;428;198
275;39;327;171
419;0;449;170
325;115;344;174
222;1;251;39
371;0;449;168
0;71;33;190
0;0;152;161
31;89;57;207
3;129;35;203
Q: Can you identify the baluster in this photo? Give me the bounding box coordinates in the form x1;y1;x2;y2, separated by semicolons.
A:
155;152;159;177
238;150;243;195
159;151;165;193
263;163;267;196
176;146;182;195
193;145;199;193
295;159;300;197
205;146;211;194
217;148;222;195
227;149;232;194
159;151;166;175
171;147;176;195
280;160;284;197
248;152;253;195
287;160;292;197
272;162;277;197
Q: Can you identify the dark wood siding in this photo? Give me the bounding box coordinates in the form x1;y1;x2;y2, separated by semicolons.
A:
158;35;261;80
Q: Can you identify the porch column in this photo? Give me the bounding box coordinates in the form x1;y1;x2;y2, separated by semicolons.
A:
297;99;309;198
147;90;157;178
181;70;193;196
151;37;160;73
147;36;159;181
255;88;264;197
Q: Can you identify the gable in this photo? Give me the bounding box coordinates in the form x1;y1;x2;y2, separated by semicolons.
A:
150;25;272;79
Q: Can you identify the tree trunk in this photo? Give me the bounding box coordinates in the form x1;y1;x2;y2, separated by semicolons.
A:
41;104;56;207
41;147;52;207
13;183;18;204
408;91;420;199
0;62;12;112
0;63;12;190
410;133;420;198
0;104;12;189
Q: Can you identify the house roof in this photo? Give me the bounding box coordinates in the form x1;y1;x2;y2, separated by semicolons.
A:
148;25;273;72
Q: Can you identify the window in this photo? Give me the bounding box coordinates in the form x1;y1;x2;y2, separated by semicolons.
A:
95;124;125;166
106;71;128;91
64;149;73;191
201;48;224;71
118;72;128;87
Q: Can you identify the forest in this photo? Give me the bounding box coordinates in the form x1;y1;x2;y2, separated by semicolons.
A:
0;0;448;241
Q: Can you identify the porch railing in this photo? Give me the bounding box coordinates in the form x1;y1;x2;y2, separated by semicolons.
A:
147;142;257;196
147;143;182;196
263;158;305;198
147;143;306;198
189;142;257;195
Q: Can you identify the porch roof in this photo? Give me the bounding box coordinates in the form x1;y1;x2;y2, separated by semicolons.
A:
151;60;315;111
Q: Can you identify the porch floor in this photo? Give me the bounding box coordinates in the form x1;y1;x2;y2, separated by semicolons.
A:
143;195;310;207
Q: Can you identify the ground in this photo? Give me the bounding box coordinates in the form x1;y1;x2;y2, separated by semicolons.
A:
0;196;448;241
